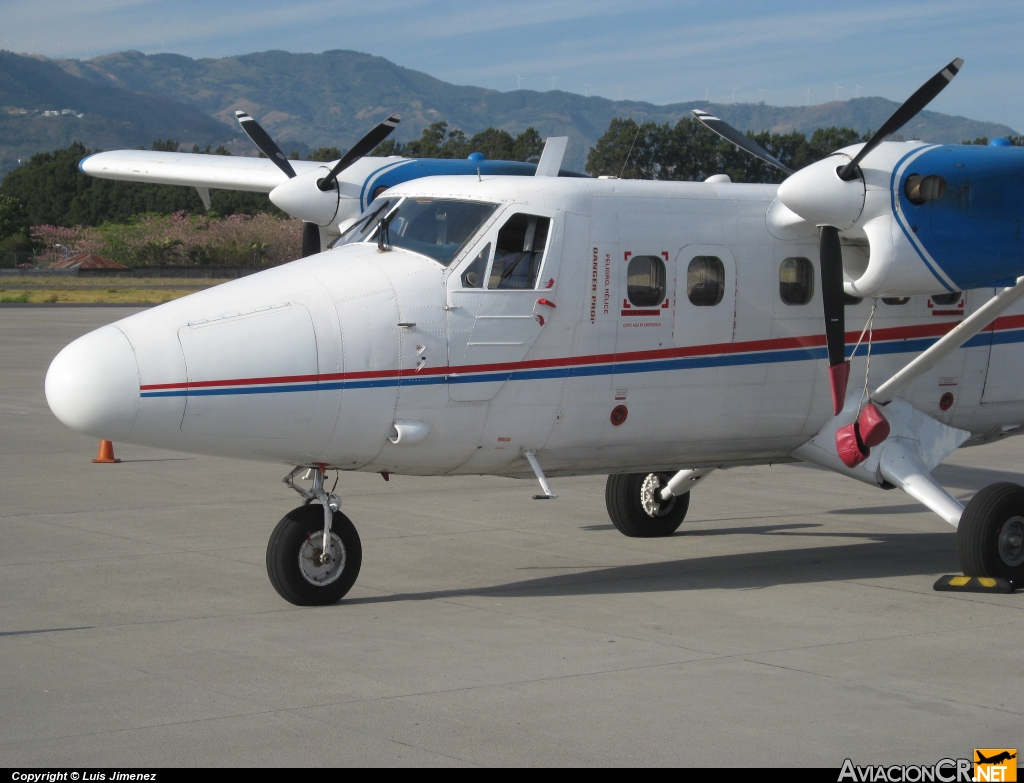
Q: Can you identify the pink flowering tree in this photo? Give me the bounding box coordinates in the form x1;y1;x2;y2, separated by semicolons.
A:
33;213;304;267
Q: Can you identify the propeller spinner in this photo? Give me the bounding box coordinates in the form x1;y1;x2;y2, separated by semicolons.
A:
691;58;964;414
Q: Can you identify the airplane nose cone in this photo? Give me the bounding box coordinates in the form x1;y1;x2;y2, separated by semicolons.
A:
45;325;140;439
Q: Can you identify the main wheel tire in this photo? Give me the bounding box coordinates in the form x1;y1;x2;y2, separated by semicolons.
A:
957;482;1024;584
266;505;362;606
605;472;690;537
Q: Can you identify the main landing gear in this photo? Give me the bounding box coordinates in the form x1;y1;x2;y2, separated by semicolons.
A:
605;470;714;537
958;482;1024;586
267;466;362;605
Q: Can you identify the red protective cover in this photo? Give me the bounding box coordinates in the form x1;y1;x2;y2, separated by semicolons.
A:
857;403;890;448
829;361;851;415
836;422;869;468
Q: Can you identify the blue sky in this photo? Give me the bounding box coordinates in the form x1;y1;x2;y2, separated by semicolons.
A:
6;0;1023;132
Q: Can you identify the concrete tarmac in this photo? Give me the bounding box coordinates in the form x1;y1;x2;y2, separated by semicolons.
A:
2;308;1022;767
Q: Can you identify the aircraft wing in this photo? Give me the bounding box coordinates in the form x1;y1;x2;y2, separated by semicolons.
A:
79;150;327;193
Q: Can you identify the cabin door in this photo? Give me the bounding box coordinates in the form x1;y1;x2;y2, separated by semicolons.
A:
446;207;561;401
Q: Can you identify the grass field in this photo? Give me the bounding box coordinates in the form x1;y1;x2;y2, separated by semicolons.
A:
0;277;233;304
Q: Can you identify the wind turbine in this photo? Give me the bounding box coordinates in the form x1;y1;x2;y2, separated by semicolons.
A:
758;88;765;103
583;81;589;98
617;86;623;101
550;76;556;91
855;84;863;98
731;87;737;103
704;87;710;101
835;83;843;101
805;89;811;106
516;74;524;90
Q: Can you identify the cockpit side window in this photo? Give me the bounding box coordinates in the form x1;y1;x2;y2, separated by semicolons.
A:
461;244;490;288
487;213;551;290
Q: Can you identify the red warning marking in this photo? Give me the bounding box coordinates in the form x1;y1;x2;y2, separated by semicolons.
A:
621;310;662;317
624;251;632;261
661;251;669;261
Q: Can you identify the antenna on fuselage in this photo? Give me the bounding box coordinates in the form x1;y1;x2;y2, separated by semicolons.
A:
619;125;642;179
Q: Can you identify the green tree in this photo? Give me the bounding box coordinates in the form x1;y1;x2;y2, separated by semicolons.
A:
1;141;279;227
586;117;870;183
0;194;29;239
509;127;544;163
464;128;516;160
309;147;341;161
963;136;1024;146
0;193;31;255
370;123;545;162
585;118;650;179
372;138;403;157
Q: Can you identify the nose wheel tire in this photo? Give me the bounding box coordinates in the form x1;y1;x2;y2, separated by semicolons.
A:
605;472;690;537
266;505;362;606
957;482;1024;585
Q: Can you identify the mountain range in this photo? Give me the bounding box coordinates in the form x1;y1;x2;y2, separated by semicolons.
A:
1;48;1018;175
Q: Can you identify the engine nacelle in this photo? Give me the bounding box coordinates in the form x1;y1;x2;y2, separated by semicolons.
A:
776;141;1024;298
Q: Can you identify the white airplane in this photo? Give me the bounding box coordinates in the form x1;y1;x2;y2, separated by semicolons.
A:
47;58;1024;605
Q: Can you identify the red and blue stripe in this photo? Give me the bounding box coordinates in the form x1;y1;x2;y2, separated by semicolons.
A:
139;315;1024;399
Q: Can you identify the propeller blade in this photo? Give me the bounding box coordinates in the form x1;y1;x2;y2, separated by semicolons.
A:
691;110;794;175
235;110;297;179
838;58;963;181
301;222;321;258
318;114;401;192
820;225;849;414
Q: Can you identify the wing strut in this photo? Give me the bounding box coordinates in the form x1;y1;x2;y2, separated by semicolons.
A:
873;276;1024;403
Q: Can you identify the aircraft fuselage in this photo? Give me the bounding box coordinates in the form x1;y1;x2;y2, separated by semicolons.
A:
45;174;1024;479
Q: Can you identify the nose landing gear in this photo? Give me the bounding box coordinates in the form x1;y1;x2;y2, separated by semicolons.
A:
267;466;362;605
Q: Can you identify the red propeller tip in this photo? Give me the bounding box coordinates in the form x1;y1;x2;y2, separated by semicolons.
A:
829;361;850;415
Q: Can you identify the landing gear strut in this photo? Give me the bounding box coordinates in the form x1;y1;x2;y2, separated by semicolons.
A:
267;466;362;605
957;482;1024;586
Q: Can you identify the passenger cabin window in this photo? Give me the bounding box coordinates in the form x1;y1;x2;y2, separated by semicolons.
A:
488;214;550;289
687;256;725;306
779;257;814;305
883;297;911;305
905;174;947;204
626;255;666;307
932;291;961;305
461;243;489;288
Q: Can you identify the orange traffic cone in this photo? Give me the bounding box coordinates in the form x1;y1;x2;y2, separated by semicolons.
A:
92;440;121;464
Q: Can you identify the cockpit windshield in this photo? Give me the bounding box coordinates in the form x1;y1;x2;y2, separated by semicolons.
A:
342;197;498;267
